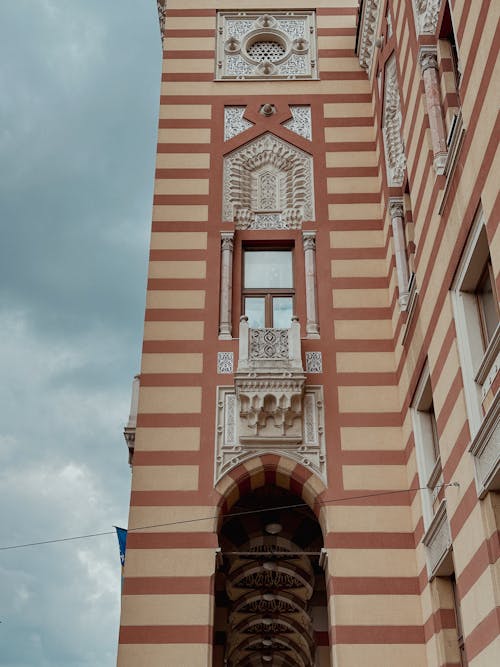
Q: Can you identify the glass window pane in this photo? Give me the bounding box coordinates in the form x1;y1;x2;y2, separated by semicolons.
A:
273;297;293;328
244;251;293;289
244;297;265;328
478;270;498;343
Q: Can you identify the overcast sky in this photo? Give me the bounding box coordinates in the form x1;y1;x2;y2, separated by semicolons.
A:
0;2;161;665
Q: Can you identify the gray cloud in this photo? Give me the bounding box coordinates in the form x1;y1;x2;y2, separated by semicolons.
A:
0;1;162;664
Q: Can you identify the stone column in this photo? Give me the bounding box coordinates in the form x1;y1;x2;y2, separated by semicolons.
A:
420;47;448;174
219;232;234;339
303;231;320;338
389;198;410;309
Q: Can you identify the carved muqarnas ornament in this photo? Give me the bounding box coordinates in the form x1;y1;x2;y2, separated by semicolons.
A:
215;319;327;483
223;133;314;229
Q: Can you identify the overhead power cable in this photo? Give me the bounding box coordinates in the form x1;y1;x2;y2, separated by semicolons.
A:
0;482;459;552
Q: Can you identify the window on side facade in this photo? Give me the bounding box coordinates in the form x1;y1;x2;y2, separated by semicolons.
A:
242;247;294;329
451;209;499;435
411;365;445;529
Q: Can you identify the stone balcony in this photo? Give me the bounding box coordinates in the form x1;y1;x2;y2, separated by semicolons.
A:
215;317;326;483
235;317;306;445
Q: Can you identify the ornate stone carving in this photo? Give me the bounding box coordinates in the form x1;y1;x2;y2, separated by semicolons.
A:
283;106;312;140
357;0;382;73
224;107;254;142
383;55;406;187
216;11;317;80
215;318;326;482
215;382;326;484
305;352;322;374
218;351;234;374
414;0;441;35
223;133;314;228
157;1;167;37
419;49;438;73
249;328;289;360
389;198;405;219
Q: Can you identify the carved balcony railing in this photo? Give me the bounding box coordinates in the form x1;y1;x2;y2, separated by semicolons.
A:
235;317;306;444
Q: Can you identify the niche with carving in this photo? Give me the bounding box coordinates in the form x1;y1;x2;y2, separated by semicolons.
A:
223;133;314;229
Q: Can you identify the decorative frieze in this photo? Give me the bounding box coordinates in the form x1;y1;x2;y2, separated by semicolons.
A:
413;0;441;35
218;352;234;374
305;352;322;374
216;11;317;81
357;0;382;73
383;55;406;187
223;133;314;228
283;106;312;140
224;107;254;142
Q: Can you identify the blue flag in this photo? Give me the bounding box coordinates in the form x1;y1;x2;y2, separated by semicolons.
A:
115;526;127;567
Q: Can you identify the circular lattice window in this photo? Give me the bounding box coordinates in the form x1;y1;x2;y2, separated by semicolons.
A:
247;39;286;62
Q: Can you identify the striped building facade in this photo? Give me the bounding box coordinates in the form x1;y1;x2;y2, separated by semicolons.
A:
117;1;499;665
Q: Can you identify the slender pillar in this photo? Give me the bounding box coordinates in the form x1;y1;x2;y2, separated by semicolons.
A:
420;47;448;174
389;198;410;309
219;232;234;339
302;231;320;338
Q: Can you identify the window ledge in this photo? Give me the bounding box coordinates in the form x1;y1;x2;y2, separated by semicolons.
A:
469;391;500;498
422;499;453;580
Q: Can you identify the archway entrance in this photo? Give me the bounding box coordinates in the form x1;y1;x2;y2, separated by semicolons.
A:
213;484;329;666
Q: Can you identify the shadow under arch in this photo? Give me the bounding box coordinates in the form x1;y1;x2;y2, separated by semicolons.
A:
212;454;331;666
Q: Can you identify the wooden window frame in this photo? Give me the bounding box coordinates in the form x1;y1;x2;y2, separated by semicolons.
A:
242;244;295;328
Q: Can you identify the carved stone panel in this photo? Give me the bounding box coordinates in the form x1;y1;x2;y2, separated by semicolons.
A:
216;11;318;81
224;107;254;141
305;352;322;374
383;55;406;187
414;0;441;35
283;106;312;140
357;0;382;73
215;384;326;484
223;133;314;228
218;351;234;374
